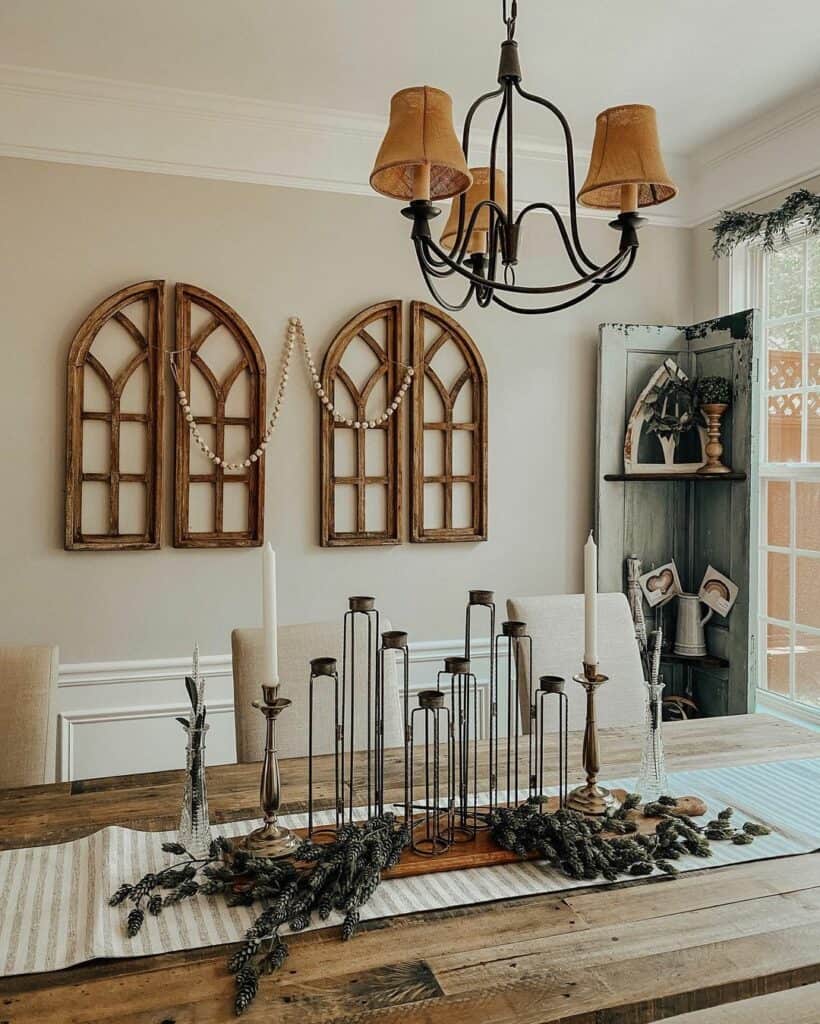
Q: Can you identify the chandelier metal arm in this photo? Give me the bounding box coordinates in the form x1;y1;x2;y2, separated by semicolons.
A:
444;85;505;264
419;233;633;295
514;202;594;279
512;81;600;273
414;240;477;312
489;247;637;315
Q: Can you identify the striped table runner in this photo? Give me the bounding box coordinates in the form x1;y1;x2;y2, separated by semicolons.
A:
0;757;817;977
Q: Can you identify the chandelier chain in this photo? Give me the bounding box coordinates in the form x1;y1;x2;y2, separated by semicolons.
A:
171;318;414;471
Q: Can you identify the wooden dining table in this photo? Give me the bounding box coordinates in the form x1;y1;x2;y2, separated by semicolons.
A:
0;712;818;1023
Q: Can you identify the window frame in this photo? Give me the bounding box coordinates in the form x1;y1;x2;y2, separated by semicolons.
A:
741;229;820;723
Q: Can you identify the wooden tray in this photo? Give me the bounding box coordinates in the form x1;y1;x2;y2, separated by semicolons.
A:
292;792;707;881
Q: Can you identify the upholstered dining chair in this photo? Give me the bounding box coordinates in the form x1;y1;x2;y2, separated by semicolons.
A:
231;620;404;763
0;644;59;788
506;593;645;733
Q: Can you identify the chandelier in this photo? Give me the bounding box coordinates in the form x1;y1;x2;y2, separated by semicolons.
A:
369;0;677;315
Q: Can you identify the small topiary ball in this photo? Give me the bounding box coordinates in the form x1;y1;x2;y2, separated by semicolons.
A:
696;376;732;406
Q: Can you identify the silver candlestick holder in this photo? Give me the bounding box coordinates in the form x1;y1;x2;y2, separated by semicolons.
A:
567;662;621;816
244;684;299;858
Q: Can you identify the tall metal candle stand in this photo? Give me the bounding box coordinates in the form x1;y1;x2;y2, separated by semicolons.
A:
380;629;410;820
409;690;455;855
465;590;496;812
245;684;299;857
567;662;621;815
342;596;382;820
307;656;342;839
436;656;479;840
493;620;533;806
534;675;569;810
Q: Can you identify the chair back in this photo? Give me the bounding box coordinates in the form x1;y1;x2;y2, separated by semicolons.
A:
232;619;404;762
505;593;645;732
0;645;59;788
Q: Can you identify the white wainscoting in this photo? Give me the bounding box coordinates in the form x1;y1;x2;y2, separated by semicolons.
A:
56;640;492;782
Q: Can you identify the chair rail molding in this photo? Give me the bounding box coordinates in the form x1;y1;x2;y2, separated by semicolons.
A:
55;638;492;782
0;63;690;227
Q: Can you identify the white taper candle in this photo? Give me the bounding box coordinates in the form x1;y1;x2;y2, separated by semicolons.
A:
262;543;279;687
583;530;598;668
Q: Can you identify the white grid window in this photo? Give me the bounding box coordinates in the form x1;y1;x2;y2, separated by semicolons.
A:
758;233;820;714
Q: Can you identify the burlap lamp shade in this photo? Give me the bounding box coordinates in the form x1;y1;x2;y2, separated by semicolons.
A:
578;104;677;210
440;168;507;254
370;86;472;202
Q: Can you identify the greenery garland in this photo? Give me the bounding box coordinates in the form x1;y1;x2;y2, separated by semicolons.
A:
110;800;769;1015
712;188;820;257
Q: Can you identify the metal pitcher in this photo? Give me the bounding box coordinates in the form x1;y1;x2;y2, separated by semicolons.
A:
673;593;713;657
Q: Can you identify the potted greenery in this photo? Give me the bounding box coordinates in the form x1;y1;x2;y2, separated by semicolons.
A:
696;376;732;474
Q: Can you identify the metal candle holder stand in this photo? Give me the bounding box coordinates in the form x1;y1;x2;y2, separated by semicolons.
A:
493;620;533;806
409;689;455;855
567;663;621;816
342;596;382;821
465;590;496;815
380;629;410;821
535;675;569;810
436;656;479;841
244;684;299;858
307;657;342;839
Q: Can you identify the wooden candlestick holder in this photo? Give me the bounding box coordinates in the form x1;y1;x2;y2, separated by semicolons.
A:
567;662;621;816
698;402;731;475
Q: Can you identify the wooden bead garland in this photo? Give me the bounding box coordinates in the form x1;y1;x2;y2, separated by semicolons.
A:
172;316;415;471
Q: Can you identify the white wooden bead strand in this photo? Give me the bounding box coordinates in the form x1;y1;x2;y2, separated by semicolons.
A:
172;316;414;469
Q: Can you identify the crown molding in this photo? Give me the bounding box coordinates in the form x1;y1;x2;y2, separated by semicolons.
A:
688;86;820;226
0;63;691;227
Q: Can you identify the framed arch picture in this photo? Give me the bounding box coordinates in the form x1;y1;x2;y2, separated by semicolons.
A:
173;284;267;547
409;301;488;542
65;280;165;550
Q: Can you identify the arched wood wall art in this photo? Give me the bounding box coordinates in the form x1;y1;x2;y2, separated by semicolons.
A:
174;284;266;548
410;301;488;543
65;280;165;550
320;301;402;546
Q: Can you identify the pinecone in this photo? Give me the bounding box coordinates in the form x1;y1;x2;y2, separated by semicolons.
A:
228;936;261;974
341;909;360;941
109;884;132;906
147;895;163;916
234;964;259;1016
126;907;144;937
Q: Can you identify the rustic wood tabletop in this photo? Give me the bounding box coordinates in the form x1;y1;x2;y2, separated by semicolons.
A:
0;713;818;1023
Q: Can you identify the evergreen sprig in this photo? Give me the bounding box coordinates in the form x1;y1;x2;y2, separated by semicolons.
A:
110;812;411;1016
487;795;770;883
712;188;820;256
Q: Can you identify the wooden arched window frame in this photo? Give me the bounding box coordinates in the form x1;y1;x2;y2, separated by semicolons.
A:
410;301;488;542
65;280;165;550
174;284;266;547
320;300;402;546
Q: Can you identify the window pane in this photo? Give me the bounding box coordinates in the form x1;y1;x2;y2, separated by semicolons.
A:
808;236;820;312
796;483;820;551
767;480;790;547
767;243;804;318
767;393;802;462
767;322;802;390
796;556;820;628
808;392;820;462
809;317;820;386
766;622;790;696
767;551;790;620
795;631;820;706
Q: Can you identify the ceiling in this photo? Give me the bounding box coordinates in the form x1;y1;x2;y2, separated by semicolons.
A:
1;0;819;156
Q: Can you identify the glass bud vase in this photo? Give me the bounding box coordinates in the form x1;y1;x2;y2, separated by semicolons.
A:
636;681;668;802
178;725;213;858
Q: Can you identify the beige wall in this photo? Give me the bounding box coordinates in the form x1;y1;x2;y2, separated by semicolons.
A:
0;156;693;664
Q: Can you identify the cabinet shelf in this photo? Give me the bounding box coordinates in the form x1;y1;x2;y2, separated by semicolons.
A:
603;472;746;482
661;652;729;670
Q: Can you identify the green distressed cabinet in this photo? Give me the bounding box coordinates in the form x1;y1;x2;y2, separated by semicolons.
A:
595;311;761;716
